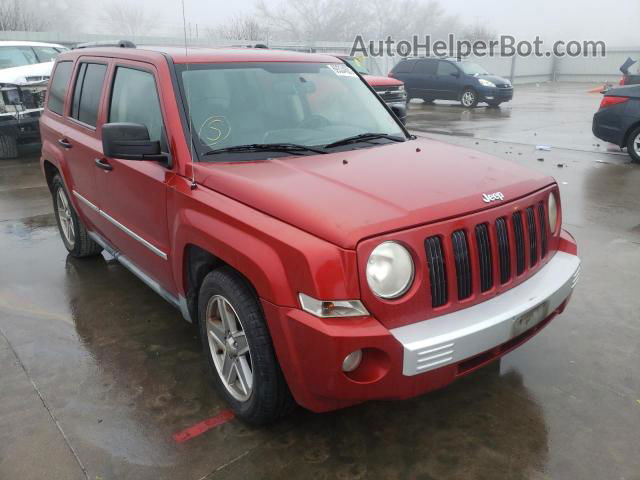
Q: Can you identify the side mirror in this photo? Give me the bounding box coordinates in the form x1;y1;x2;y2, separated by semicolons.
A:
450;72;460;77
102;123;165;161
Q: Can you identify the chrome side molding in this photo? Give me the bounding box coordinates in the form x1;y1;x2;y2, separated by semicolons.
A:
73;190;167;260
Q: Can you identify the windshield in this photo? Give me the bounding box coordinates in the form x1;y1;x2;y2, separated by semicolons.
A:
343;57;370;75
178;62;404;159
0;45;66;69
458;62;490;76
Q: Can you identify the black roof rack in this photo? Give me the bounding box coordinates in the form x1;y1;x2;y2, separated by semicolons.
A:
75;40;136;49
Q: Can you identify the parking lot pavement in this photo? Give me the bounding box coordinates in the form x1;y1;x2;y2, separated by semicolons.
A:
1;83;639;480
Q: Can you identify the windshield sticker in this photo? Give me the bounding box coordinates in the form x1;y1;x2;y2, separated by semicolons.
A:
198;116;231;147
328;64;357;77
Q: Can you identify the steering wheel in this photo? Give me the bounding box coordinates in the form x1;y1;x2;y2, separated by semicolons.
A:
299;114;331;129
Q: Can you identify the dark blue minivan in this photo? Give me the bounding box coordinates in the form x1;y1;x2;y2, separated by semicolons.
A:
389;57;514;108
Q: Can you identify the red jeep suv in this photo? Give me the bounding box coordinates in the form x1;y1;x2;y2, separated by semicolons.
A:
40;44;580;424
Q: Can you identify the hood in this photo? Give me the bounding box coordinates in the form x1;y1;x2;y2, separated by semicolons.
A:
0;61;53;85
194;138;553;249
363;75;404;87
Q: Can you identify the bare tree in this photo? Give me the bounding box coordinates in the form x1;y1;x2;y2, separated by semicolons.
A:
255;0;372;42
99;0;156;37
461;24;498;42
207;15;267;42
0;0;47;31
254;0;462;42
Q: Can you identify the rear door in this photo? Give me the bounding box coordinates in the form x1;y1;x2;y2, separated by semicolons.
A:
93;61;175;292
391;59;417;97
60;59;109;226
409;59;438;99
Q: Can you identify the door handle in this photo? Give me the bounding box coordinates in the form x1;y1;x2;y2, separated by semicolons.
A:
95;158;113;171
58;138;72;149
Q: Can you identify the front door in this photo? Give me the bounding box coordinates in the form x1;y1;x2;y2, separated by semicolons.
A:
93;62;175;292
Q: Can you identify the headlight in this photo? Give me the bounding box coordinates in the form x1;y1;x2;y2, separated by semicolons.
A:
479;79;496;88
366;242;414;299
397;85;405;92
548;192;559;233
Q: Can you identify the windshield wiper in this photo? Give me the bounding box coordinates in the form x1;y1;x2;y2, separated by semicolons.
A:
324;133;405;149
203;143;327;157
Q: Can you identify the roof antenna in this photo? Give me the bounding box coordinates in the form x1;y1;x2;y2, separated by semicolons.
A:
181;0;197;190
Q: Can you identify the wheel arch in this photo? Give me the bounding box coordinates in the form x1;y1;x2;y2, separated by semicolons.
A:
623;121;640;147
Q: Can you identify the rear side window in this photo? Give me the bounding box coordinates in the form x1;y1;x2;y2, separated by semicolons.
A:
414;59;437;75
47;61;73;115
437;61;459;76
109;67;164;142
392;60;415;74
71;62;107;127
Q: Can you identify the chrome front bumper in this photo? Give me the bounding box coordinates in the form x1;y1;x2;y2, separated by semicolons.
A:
390;252;581;376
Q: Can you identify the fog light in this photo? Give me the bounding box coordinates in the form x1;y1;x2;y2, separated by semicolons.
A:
342;350;363;372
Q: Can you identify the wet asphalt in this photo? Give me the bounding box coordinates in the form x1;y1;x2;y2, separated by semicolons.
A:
1;83;639;480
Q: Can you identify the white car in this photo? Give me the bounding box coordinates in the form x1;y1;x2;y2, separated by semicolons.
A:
0;41;69;158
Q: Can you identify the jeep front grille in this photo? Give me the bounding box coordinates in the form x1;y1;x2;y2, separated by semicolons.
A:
475;224;493;292
425;203;550;308
425;236;447;307
512;211;526;275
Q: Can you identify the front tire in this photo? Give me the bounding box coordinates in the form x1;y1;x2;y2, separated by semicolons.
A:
51;175;102;257
487;101;502;108
198;267;293;424
461;88;479;108
627;126;640;163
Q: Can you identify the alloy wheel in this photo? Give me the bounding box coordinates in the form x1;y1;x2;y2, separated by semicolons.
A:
205;295;253;402
634;132;640;157
462;91;476;107
56;187;75;248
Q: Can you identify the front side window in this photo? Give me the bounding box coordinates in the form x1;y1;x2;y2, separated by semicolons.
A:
436;61;459;77
47;61;73;115
458;62;490;76
0;46;38;69
71;63;107;127
109;67;163;142
178;62;404;159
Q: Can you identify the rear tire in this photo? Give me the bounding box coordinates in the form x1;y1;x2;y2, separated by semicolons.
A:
461;88;479;108
627;126;640;163
198;267;294;424
0;134;18;159
51;175;103;257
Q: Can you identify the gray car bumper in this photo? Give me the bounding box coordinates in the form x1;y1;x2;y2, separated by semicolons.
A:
390;251;581;376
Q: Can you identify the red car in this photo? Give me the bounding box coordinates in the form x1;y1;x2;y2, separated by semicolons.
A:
335;54;407;123
40;44;580;424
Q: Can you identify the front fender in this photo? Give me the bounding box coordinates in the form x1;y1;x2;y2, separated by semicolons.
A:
168;176;360;307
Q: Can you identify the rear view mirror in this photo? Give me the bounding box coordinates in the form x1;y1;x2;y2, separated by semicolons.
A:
102;123;165;161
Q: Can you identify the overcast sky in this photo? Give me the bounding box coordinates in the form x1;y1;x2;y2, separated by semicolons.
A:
139;0;639;46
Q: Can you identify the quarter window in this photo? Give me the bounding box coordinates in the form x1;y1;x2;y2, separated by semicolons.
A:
71;63;107;127
109;67;163;142
47;61;73;115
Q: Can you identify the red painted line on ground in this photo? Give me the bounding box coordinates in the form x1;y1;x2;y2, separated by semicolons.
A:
173;409;235;443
